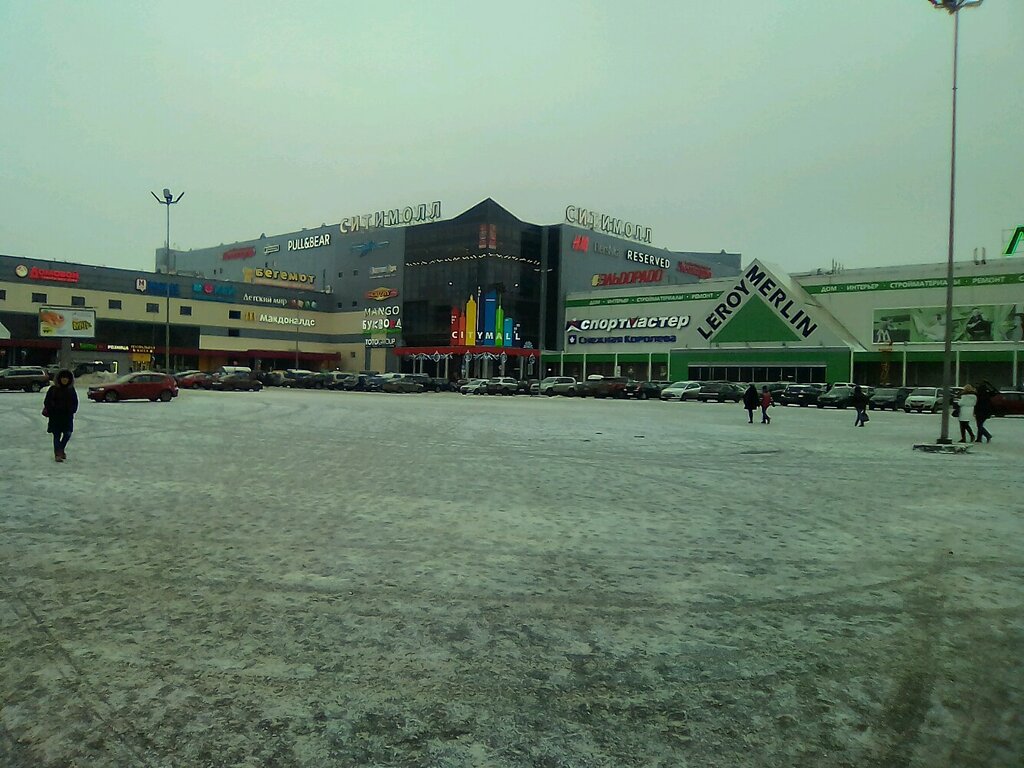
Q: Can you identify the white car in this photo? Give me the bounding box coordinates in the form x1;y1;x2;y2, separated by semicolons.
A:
904;386;960;413
538;376;577;396
459;378;488;395
660;381;703;401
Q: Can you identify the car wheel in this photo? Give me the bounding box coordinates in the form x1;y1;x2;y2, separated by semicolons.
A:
816;404;824;408
104;391;119;403
159;390;173;402
639;392;648;401
29;382;42;393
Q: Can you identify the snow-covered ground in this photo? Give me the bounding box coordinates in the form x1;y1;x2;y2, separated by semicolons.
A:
1;388;1021;767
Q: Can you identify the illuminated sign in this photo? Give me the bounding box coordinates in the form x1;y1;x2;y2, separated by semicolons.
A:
340;201;442;233
242;292;287;307
565;205;653;244
363;305;402;333
193;282;236;300
626;249;670;269
288;233;331;251
565;315;690;332
257;313;316;327
264;244;280;255
365;287;399;301
591;270;664;288
365;337;397;347
135;278;180;297
19;266;80;283
572;235;589;252
223;247;255;261
245;268;317;287
352;240;391;257
678;261;713;280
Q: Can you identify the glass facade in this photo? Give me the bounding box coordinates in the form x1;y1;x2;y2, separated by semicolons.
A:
402;201;542;348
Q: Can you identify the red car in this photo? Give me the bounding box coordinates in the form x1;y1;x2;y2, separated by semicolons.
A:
87;372;179;403
177;371;213;389
991;391;1024;416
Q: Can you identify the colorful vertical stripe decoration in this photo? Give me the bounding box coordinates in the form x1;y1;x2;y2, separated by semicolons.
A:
449;292;521;348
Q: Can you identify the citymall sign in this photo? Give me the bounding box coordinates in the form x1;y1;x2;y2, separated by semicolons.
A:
39;307;96;338
564;313;690;346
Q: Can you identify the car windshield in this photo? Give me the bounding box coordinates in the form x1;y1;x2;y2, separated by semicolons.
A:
873;388;897;396
910;388;936;396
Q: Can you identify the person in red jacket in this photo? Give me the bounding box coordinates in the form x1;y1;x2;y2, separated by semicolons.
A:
760;386;773;424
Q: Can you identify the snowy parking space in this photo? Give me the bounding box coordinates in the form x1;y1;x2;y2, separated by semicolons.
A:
1;388;1022;767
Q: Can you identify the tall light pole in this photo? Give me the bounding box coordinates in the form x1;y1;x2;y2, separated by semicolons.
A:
151;188;185;371
927;0;983;444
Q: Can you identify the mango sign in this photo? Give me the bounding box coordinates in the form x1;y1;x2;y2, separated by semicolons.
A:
38;306;97;338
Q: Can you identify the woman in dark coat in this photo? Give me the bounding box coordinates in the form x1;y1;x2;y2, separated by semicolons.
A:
974;380;994;443
43;369;78;462
742;384;758;424
852;385;869;427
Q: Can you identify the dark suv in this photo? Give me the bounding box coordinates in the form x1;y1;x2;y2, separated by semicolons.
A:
0;367;50;392
869;386;914;411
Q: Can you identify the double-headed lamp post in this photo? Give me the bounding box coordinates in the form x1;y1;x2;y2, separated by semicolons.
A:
151;188;184;372
927;0;983;445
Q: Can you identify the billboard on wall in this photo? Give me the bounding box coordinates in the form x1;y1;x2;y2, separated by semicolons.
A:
38;307;97;338
872;304;1024;344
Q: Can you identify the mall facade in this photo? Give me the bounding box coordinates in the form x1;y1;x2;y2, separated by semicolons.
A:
548;256;1024;388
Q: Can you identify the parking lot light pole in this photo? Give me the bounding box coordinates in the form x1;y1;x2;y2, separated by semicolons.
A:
927;0;983;445
151;188;185;372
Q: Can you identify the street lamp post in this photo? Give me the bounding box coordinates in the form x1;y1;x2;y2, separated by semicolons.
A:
151;188;184;372
927;0;983;444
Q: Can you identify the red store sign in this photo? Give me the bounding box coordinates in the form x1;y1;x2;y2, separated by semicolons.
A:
678;261;713;280
223;247;255;261
16;265;80;283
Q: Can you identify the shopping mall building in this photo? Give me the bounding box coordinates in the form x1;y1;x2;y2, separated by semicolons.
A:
548;256;1024;388
0;199;740;376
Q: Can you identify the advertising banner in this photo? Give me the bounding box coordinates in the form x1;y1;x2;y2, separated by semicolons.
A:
39;307;97;338
872;304;1024;344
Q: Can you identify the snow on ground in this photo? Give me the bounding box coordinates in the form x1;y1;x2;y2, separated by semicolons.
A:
0;388;1021;767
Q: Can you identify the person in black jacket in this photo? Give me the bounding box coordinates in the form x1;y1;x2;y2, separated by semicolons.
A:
742;384;758;424
974;380;995;443
42;369;79;462
852;385;869;427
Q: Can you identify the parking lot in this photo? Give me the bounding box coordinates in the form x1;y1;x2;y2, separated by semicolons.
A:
1;388;1022;767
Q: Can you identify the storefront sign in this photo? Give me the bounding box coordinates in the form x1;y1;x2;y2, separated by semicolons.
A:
805;272;1024;294
242;292;287;307
572;235;590;252
17;265;80;283
873;304;1024;343
39;307;96;338
340;201;443;233
626;249;670;269
223;247;255;261
566;315;690;333
696;263;817;341
352;240;391;256
257;313;316;327
366;287;399;301
564;206;653;244
288;233;331;251
135;278;180;297
592;270;664;288
245;267;317;287
263;244;280;255
567;333;677;346
365;337;397;347
678;261;713;279
193;282;236;300
363;305;402;333
369;264;398;278
566;291;721;308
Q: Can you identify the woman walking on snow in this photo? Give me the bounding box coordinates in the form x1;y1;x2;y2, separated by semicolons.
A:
742;383;759;424
760;386;773;424
43;369;78;462
957;385;976;443
852;385;870;427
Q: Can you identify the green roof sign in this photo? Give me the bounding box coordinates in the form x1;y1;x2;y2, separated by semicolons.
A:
1005;226;1024;256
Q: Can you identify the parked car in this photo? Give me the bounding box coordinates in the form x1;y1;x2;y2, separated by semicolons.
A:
991;390;1024;416
659;381;702;401
869;386;914;411
624;380;670;400
485;376;520;395
903;386;957;414
282;369;315;387
211;373;263;392
0;366;50;392
539;376;578;396
580;376;632;399
696;382;743;403
176;371;213;389
87;371;178;402
262;370;288;387
817;385;855;409
382;374;425;393
459;378;488;395
778;383;823;407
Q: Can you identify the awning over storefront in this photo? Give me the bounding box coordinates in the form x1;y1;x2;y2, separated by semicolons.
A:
395;345;539;358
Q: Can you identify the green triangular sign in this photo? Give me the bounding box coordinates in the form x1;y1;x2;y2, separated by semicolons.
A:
712;297;801;343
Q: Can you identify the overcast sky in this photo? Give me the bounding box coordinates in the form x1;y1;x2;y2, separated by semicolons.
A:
1;1;1021;275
